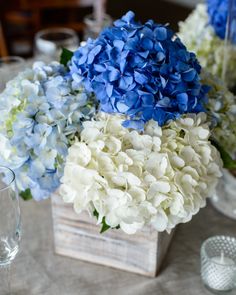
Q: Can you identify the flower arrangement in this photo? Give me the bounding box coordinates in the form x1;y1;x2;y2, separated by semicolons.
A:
0;62;96;200
178;1;236;90
62;11;231;233
1;11;234;235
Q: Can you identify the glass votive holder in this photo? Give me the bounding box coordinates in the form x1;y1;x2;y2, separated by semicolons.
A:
34;27;79;61
201;236;236;293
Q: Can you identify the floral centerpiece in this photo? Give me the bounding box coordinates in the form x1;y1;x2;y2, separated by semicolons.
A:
178;0;236;90
179;0;236;221
1;11;235;236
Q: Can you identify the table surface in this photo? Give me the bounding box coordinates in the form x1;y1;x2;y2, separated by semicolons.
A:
1;198;234;295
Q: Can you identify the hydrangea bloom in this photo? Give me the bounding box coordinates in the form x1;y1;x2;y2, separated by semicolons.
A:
178;4;236;89
0;62;96;200
201;70;236;156
207;0;228;40
70;11;208;129
59;112;222;234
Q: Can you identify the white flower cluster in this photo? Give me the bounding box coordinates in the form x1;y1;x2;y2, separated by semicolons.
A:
201;70;236;156
59;112;222;234
178;4;236;89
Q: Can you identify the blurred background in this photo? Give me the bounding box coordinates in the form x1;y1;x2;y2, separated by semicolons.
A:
0;0;203;58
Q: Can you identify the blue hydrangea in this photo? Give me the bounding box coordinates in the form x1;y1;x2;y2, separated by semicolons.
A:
0;62;96;201
207;0;228;40
70;11;208;129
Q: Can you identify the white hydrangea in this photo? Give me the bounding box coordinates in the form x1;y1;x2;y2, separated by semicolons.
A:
201;70;236;156
178;4;236;89
59;112;222;234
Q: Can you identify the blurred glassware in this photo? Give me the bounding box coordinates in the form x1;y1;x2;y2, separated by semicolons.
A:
0;166;21;266
0;166;21;294
0;56;25;93
211;169;236;220
83;13;112;40
34;27;79;61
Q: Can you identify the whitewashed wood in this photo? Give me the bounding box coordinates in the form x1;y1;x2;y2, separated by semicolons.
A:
51;194;174;277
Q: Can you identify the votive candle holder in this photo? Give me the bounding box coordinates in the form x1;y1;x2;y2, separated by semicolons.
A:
201;235;236;293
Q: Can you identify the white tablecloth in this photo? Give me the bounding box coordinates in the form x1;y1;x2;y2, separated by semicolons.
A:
1;199;235;295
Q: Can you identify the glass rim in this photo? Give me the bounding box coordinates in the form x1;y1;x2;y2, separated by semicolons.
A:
35;27;78;42
0;56;25;64
201;235;236;267
0;166;15;192
84;13;112;25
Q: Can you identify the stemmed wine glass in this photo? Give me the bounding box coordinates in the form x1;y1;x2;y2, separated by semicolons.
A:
0;166;21;294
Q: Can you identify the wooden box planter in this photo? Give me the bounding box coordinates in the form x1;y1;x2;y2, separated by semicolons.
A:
51;194;175;277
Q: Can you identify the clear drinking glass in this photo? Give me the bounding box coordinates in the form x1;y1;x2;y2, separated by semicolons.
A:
0;166;21;294
211;169;236;220
34;27;79;61
0;56;25;93
201;236;236;293
83;13;113;40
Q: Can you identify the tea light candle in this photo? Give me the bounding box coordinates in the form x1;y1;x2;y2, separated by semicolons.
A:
208;252;235;290
201;236;236;292
211;251;234;266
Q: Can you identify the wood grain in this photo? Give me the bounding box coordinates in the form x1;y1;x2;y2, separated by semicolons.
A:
51;193;174;277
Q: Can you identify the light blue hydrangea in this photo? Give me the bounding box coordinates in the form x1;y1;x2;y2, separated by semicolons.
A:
0;62;97;201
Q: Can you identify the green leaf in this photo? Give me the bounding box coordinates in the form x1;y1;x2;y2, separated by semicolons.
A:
20;189;33;201
100;217;111;233
210;138;236;169
93;209;99;219
60;48;73;67
93;209;120;234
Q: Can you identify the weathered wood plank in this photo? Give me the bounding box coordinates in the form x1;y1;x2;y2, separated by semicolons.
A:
51;193;174;277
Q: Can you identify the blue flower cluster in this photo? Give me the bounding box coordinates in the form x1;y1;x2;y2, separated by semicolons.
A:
70;11;208;129
207;0;228;40
0;62;96;200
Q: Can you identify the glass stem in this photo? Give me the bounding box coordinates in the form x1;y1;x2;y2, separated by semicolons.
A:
0;265;11;294
6;265;11;295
